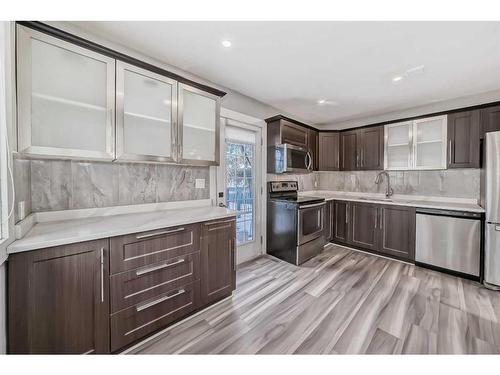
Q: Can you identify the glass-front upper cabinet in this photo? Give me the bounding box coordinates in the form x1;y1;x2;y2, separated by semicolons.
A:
384;115;447;170
384;121;413;170
177;83;220;165
413;115;447;169
116;61;177;162
17;25;116;160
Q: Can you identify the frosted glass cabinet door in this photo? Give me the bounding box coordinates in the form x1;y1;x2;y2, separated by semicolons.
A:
17;25;115;160
413;115;447;170
384;121;412;170
178;83;220;165
116;61;177;162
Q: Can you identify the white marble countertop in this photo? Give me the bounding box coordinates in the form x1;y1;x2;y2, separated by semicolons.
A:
300;190;485;213
8;206;237;254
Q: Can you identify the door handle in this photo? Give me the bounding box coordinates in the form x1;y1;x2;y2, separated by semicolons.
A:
374;209;377;229
448;139;452;162
345;204;349;223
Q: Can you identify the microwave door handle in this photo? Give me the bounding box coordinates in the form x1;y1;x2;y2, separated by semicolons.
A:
306;152;313;170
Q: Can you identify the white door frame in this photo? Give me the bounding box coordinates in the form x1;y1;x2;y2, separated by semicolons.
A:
212;108;267;265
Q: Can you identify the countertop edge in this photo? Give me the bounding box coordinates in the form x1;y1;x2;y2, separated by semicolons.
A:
299;191;484;213
8;210;237;255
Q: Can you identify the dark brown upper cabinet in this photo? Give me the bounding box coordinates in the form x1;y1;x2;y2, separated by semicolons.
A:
8;239;110;354
318;132;340;171
339;126;384;171
357;126;384;170
200;218;237;306
340;130;359;171
480;105;500;138
447;110;480;169
267;118;309;149
308;128;319;171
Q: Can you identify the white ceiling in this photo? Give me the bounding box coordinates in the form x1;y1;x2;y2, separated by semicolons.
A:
72;21;500;126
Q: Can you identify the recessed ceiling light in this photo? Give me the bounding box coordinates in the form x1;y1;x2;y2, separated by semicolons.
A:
221;40;232;48
317;99;338;106
318;99;326;104
392;75;404;83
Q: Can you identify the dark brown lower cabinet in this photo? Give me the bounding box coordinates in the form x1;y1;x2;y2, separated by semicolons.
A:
332;200;350;244
378;205;416;260
331;200;415;262
8;239;110;354
8;217;237;354
350;202;379;252
200;218;237;306
324;200;334;242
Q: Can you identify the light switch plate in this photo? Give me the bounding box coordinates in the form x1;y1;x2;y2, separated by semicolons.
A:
195;179;205;189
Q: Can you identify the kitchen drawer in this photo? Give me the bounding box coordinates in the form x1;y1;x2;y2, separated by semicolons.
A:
110;280;200;351
110;223;200;275
110;252;200;313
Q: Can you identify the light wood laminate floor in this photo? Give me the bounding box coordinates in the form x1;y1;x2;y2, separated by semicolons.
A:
127;245;500;354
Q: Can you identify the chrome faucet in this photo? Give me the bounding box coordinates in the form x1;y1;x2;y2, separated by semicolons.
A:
375;171;394;198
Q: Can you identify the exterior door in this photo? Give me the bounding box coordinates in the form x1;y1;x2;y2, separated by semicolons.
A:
217;117;264;264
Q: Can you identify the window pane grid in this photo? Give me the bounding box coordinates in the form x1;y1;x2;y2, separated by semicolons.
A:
225;141;255;245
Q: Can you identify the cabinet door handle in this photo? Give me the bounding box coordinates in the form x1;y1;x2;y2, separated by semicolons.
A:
448;139;452;162
100;247;105;303
231;239;236;271
374;210;377;229
136;227;184;239
135;258;186;276
136;289;186;312
345;204;349;224
379;208;383;229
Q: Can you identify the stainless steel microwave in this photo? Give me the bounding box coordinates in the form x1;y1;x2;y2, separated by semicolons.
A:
268;143;312;174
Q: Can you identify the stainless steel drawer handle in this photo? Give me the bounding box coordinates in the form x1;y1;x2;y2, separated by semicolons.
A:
495;225;500;231
136;227;185;239
136;289;186;312
299;202;326;209
208;224;232;231
204;219;235;226
135;258;186;276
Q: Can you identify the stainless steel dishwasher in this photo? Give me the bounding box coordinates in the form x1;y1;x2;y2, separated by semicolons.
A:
415;208;482;279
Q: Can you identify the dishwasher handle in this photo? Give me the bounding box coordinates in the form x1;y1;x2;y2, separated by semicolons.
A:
415;207;483;219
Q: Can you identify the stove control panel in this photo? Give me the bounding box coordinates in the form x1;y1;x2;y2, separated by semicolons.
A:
269;181;298;192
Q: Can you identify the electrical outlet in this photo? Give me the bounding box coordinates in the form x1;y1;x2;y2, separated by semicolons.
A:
195;179;205;189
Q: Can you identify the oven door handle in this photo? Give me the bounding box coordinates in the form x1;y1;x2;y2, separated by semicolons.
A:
298;202;326;209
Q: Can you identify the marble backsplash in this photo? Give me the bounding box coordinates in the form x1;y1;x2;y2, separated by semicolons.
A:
13;158;210;222
268;169;480;201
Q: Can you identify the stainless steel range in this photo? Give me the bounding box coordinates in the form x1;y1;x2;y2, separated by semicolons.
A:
267;181;326;265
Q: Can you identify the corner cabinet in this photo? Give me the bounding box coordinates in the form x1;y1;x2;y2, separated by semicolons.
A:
16;24;222;166
8;239;110;354
17;25;116;160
